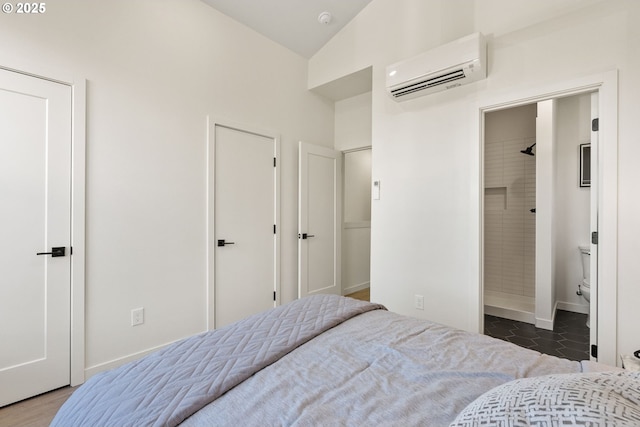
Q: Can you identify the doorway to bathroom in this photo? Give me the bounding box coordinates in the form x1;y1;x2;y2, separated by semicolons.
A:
481;92;596;361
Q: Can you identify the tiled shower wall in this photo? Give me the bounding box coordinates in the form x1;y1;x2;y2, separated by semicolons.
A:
484;136;536;298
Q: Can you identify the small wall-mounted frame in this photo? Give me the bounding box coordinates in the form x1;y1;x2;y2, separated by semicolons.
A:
580;143;591;187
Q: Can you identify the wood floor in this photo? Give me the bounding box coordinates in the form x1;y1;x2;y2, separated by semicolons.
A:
1;290;372;426
0;386;75;427
346;288;370;302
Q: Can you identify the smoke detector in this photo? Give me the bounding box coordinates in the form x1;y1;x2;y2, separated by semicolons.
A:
318;11;332;25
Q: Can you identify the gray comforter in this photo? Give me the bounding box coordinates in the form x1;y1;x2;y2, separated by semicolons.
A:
51;295;385;427
51;295;588;427
181;304;583;426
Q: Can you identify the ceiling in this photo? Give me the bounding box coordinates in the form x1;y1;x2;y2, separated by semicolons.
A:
200;0;373;58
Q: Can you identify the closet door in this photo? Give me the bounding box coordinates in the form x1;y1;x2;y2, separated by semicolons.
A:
298;142;342;298
211;123;278;328
0;68;72;406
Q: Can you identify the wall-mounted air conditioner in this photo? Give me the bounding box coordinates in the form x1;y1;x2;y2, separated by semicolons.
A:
386;33;486;101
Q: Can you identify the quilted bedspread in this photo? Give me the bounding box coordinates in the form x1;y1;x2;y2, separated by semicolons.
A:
50;294;385;427
181;309;584;426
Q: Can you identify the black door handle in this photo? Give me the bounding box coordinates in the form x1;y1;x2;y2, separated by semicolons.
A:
298;233;315;239
36;247;66;257
217;239;235;247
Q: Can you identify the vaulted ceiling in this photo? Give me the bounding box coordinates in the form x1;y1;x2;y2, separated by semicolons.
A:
200;0;373;58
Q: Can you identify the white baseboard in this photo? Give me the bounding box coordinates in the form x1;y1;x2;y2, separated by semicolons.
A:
535;317;554;331
557;300;589;315
486;297;589;329
84;339;178;380
485;305;535;324
343;281;370;295
535;301;558;331
484;291;535;324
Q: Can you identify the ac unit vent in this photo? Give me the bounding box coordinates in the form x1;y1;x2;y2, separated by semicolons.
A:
390;69;466;98
386;33;486;101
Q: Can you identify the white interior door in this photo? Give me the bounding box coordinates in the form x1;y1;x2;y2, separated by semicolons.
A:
0;68;71;406
213;124;277;328
589;92;599;359
298;142;342;298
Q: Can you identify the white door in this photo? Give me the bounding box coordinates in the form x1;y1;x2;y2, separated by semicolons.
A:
589;92;599;359
298;142;342;298
0;68;71;406
213;124;277;328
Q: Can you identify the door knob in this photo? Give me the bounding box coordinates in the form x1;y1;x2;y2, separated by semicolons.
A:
36;247;66;257
217;239;235;247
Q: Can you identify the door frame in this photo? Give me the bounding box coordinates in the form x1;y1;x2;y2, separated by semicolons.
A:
475;70;618;366
341;146;372;296
206;117;281;330
0;63;87;386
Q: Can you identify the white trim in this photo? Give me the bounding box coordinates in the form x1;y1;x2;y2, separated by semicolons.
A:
484;290;535;324
475;70;618;366
588;91;600;359
205;117;212;330
342;145;372;154
0;59;78;88
84;339;175;380
343;221;371;229
274;138;281;306
206;117;281;330
535;300;559;331
557;301;590;315
485;306;535;325
70;78;87;386
535;99;557;332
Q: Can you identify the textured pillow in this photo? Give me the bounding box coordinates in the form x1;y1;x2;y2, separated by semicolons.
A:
450;371;640;426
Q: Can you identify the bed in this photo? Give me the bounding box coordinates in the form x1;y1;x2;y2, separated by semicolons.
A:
51;295;640;426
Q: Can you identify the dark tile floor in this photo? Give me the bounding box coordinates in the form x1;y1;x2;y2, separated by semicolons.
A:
484;310;590;361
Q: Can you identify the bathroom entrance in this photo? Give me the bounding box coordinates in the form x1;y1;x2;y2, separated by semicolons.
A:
482;92;598;360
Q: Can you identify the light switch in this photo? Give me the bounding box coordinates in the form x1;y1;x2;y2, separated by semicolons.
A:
373;180;380;200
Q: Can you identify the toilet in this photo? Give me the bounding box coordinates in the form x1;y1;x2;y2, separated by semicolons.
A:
578;246;591;327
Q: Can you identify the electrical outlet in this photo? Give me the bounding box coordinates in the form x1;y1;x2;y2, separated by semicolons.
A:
414;295;424;310
131;307;144;326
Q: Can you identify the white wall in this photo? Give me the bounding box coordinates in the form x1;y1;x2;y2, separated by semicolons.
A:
343;149;372;223
0;0;334;376
335;92;372;152
535;99;557;329
335;92;372;294
555;94;591;312
309;0;640;361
